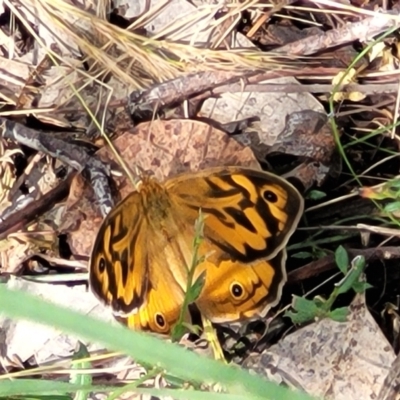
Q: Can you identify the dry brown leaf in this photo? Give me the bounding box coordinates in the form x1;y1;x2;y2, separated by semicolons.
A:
268;110;336;186
200;30;324;148
0;141;22;215
243;292;395;400
0;276;113;366
0;151;64;273
0;238;33;273
60;173;103;257
63;118;260;258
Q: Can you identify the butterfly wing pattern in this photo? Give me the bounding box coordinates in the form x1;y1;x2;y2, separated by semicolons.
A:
89;166;304;334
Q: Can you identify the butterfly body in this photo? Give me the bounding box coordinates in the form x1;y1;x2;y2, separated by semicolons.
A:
89;167;304;334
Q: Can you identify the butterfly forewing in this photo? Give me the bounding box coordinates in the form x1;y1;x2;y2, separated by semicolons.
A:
166;167;304;263
89;178;197;332
89;192;151;315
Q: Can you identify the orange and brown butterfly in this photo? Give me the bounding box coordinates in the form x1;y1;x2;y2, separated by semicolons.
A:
89;166;304;334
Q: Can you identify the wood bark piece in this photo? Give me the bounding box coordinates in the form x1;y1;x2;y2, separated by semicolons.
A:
0;118;113;217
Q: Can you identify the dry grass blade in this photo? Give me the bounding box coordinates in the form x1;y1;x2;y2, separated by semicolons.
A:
11;0;304;91
312;0;400;21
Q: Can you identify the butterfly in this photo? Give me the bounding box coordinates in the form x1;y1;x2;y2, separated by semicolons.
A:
89;166;304;334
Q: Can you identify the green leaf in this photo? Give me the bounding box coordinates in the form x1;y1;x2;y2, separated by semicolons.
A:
173;209;207;342
352;281;373;293
386;179;400;189
384;201;400;213
291;251;313;259
335;246;349;274
170;322;187;340
285;296;319;324
187;270;207;303
0;286;315;400
0;380;111;397
192;210;205;247
71;342;92;400
0;380;313;400
313;296;327;308
328;307;349;322
307;190;327;200
181;322;202;336
335;255;365;295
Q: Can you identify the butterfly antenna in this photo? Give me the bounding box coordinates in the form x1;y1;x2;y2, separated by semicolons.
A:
108;148;138;188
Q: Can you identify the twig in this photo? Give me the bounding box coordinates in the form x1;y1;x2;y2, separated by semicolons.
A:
0;118;113;217
276;7;400;55
288;246;400;283
0;172;74;240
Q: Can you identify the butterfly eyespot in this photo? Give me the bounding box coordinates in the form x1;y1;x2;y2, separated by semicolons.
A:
230;282;245;300
98;258;106;273
263;189;278;203
155;312;166;329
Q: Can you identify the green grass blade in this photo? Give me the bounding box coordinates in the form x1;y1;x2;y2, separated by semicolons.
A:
0;285;316;400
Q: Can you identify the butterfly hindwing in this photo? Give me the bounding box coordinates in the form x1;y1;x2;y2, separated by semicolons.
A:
194;250;286;322
117;261;187;333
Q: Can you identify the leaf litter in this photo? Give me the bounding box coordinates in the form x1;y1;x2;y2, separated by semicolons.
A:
1;0;400;399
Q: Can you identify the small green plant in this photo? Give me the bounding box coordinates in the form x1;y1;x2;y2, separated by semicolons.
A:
285;246;371;324
171;210;207;341
70;342;92;400
360;177;400;218
306;190;327;201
